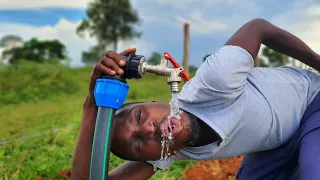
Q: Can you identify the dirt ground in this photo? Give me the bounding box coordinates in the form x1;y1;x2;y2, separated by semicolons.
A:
183;155;244;180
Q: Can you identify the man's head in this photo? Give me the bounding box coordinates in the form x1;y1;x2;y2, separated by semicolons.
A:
110;101;200;161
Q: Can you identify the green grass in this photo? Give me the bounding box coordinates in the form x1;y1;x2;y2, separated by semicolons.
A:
0;65;195;179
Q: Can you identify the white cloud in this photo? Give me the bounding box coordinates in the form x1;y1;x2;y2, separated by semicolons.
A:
139;9;228;35
291;20;320;54
175;10;228;34
306;5;320;16
0;0;140;10
150;0;194;9
118;39;156;57
149;0;239;9
0;19;95;67
271;4;320;55
203;0;239;6
0;0;91;9
0;19;155;67
140;14;176;26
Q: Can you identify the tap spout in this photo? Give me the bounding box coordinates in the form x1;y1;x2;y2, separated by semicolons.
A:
170;82;179;93
140;62;183;93
142;63;172;76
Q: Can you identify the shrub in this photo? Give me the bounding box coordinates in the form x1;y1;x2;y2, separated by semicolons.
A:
0;60;79;105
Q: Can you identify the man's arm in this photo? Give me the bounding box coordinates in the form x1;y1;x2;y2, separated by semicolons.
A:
225;18;320;71
71;95;98;179
108;161;156;180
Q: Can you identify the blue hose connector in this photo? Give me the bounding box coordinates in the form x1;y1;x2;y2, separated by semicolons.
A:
94;79;129;109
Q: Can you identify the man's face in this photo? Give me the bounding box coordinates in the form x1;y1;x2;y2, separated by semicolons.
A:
111;102;193;161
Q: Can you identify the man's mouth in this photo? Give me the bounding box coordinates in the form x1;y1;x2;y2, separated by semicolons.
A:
159;117;183;138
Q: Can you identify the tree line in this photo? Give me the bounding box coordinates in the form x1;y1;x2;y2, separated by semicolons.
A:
0;0;292;71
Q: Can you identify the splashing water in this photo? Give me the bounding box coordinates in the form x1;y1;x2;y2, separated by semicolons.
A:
160;135;165;160
168;92;183;119
167;92;182;139
158;92;182;164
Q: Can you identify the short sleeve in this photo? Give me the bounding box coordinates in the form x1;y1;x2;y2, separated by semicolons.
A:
201;45;254;91
179;45;254;103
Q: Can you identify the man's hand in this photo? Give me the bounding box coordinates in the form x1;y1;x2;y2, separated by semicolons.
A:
88;48;137;97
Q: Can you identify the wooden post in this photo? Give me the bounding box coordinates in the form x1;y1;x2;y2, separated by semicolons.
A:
254;56;260;67
292;58;296;67
183;22;190;77
282;54;286;66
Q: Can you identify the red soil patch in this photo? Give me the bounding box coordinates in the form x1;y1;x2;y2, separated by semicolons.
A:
183;156;244;180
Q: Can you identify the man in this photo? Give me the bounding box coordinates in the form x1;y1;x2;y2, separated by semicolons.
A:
72;19;320;180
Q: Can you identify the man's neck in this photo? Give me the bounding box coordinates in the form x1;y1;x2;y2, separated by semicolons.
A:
185;112;222;147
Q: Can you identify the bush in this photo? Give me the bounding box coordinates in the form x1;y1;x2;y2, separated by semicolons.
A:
0;60;79;105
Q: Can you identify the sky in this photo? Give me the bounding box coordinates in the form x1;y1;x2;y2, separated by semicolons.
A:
0;0;319;67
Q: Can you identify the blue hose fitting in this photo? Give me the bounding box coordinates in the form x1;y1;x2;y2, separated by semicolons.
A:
94;78;129;109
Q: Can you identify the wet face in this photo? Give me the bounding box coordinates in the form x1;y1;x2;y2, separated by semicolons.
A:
111;102;194;161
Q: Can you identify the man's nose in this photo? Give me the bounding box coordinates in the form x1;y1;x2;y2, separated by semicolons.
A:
140;121;156;137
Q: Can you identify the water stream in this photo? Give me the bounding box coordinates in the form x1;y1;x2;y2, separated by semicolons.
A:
154;92;182;171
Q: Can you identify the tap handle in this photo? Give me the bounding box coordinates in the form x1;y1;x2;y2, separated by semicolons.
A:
122;53;146;79
164;52;190;81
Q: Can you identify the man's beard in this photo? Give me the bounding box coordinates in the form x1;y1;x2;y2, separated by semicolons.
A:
155;110;201;145
182;110;201;146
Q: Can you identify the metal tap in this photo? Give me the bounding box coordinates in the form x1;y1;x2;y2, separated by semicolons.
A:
122;52;189;93
138;52;189;93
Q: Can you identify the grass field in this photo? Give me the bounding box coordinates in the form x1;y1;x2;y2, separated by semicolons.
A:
0;65;196;179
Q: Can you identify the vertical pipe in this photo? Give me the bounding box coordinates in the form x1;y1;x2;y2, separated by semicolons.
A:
282;54;286;66
90;107;115;180
292;58;296;67
183;22;190;78
254;56;260;67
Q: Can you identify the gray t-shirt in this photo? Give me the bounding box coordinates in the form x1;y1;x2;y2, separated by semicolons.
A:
148;45;320;170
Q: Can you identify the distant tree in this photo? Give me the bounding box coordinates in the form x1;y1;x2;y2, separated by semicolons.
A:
3;38;67;64
257;57;270;67
0;35;23;47
189;65;198;73
203;54;211;62
77;0;142;52
262;46;289;67
82;45;105;66
148;52;162;65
